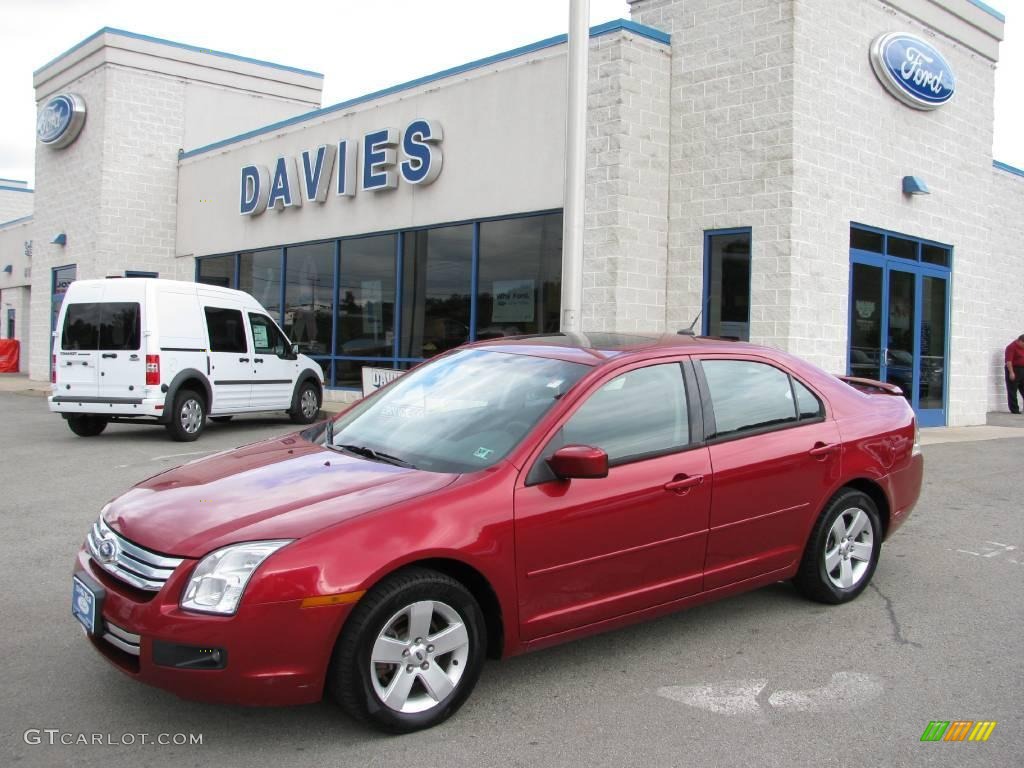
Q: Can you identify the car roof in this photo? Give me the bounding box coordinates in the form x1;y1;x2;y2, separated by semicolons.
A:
465;332;764;366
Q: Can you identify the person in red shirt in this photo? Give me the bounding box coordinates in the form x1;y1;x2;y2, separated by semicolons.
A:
1005;335;1024;413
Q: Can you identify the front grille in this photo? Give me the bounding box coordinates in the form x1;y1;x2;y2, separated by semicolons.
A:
103;621;141;656
86;517;184;592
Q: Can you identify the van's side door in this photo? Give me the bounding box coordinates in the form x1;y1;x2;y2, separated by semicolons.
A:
247;313;296;409
202;306;252;411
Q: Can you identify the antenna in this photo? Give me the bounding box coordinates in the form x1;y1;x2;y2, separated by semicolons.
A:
678;296;711;336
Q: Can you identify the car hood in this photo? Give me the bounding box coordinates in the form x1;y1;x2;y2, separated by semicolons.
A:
103;433;458;558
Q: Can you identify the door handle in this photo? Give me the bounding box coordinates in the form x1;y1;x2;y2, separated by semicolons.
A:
239;357;250;363
101;353;117;359
664;474;704;494
254;357;264;364
808;442;839;458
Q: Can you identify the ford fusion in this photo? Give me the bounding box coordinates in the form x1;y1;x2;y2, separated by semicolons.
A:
73;333;923;732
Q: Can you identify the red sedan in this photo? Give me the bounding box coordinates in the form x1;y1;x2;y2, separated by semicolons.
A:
72;333;922;732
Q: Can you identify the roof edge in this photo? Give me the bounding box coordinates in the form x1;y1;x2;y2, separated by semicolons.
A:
0;185;34;194
33;26;324;79
178;18;670;161
993;159;1024;178
966;0;1005;23
0;214;34;229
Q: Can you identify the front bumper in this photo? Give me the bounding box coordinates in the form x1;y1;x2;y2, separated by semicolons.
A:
74;547;352;706
50;395;165;419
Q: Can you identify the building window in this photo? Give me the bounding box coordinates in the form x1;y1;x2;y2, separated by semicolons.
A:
400;225;472;359
197;254;234;287
335;234;396;366
477;213;562;339
194;210;563;390
704;229;751;341
239;249;282;317
284;242;334;357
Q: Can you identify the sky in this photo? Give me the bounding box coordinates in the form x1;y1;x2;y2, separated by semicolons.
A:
0;0;1019;187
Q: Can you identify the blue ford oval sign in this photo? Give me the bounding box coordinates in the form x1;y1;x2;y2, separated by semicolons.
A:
870;33;955;110
36;93;87;148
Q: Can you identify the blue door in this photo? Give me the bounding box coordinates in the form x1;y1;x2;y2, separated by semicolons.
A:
849;247;950;427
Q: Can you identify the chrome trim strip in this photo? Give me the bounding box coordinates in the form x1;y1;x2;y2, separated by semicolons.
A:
87;518;184;592
102;632;140;656
105;622;141;644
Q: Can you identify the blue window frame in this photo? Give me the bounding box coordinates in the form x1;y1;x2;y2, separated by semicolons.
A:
702;227;752;339
848;224;952;427
195;209;562;390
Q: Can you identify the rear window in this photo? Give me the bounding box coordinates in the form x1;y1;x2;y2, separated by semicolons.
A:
61;303;140;351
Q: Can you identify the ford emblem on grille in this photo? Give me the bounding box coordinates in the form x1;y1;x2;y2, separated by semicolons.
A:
96;536;119;564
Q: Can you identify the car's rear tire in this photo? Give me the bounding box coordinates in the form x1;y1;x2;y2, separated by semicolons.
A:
289;381;321;425
210;416;233;423
793;488;882;604
165;389;206;442
66;416;108;437
328;567;486;733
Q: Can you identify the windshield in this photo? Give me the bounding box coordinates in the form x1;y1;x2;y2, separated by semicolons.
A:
325;349;588;473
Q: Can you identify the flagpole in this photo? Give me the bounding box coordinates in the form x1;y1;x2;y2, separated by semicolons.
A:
560;0;589;333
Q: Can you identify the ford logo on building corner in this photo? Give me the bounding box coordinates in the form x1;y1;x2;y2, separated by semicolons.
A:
870;33;955;110
36;93;87;148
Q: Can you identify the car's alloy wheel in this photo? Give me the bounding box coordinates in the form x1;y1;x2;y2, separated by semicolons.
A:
370;600;470;713
329;567;485;733
794;488;882;604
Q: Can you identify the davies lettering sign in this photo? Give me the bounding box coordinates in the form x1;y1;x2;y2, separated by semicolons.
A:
869;33;955;110
240;118;442;216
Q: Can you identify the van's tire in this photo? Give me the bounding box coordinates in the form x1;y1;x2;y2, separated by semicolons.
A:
67;416;108;437
289;381;321;424
210;416;233;423
165;389;206;442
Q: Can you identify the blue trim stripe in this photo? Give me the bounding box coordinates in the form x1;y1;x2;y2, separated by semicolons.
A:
0;178;27;185
0;215;33;228
0;185;33;194
179;18;670;160
994;160;1024;178
965;0;1005;23
33;26;324;79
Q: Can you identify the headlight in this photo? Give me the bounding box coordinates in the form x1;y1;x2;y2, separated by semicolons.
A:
180;540;291;615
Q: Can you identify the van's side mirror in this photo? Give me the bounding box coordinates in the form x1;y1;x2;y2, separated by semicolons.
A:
547;445;609;480
289;343;299;359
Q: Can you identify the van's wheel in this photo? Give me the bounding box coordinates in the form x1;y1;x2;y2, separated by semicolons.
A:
210;416;233;423
165;389;206;442
290;381;321;424
328;567;485;733
793;488;882;604
66;416;108;437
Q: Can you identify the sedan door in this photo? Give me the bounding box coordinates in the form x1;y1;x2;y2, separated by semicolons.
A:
695;356;842;590
514;360;711;641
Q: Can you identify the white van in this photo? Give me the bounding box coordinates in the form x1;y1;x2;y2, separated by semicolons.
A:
49;278;325;441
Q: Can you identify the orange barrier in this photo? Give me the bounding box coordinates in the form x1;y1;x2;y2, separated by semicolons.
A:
0;339;20;372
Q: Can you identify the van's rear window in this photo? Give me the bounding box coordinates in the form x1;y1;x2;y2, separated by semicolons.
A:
61;302;140;351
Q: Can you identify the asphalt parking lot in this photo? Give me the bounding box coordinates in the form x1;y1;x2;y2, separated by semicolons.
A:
0;390;1020;767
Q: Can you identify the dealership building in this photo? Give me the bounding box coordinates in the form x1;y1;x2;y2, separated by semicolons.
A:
0;0;1021;425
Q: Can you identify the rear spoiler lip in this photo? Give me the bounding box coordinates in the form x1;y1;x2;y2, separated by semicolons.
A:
835;375;905;396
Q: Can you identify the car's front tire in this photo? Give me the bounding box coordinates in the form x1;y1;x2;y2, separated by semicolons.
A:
66;415;108;437
328;567;486;733
793;488;882;604
165;389;206;442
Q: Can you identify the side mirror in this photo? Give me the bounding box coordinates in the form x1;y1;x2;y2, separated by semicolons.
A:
288;342;299;359
547;445;609;480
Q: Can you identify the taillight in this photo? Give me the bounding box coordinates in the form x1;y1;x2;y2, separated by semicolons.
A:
146;354;160;386
51;355;56;384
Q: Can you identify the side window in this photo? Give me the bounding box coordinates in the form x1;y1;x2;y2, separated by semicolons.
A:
248;313;288;357
204;307;247;353
562;363;690;463
794;379;824;420
701;359;797;437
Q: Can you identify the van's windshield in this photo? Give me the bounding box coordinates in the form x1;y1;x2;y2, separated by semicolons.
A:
61;302;140;351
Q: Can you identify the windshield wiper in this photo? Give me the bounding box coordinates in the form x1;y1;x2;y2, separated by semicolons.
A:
335;443;416;469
